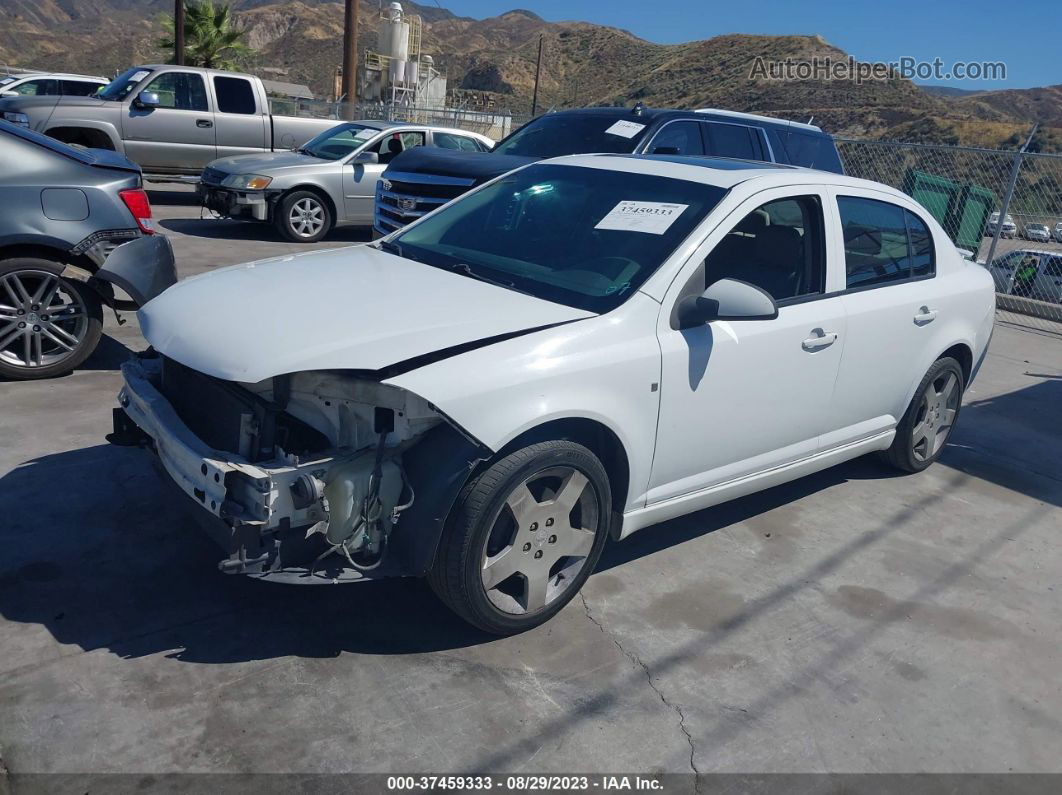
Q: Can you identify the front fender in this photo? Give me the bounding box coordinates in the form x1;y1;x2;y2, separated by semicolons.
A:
386;293;663;512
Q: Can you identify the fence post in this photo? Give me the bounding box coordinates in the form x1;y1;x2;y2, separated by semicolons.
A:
985;124;1038;267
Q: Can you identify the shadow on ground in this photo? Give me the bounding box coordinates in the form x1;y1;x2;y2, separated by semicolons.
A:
0;380;1057;668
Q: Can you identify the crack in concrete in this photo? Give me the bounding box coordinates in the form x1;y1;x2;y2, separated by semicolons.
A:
580;593;700;779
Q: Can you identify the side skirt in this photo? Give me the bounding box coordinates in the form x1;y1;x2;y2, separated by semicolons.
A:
617;431;895;539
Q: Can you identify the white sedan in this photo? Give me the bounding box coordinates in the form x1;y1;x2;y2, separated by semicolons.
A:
114;155;996;634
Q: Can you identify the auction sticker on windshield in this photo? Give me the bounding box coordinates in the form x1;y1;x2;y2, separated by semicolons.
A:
595;201;688;234
604;120;646;138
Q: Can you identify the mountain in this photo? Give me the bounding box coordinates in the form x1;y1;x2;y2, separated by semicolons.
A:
1;0;1058;151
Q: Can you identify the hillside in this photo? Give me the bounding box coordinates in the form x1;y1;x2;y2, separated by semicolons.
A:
0;0;1058;150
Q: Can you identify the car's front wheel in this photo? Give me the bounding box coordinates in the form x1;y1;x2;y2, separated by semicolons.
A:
881;356;964;473
0;258;103;380
275;190;333;243
428;440;612;635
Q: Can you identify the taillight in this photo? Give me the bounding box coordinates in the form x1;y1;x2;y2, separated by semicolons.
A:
118;188;155;235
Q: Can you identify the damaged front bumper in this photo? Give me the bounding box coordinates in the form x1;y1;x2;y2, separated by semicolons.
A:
114;356;487;584
198;184;271;221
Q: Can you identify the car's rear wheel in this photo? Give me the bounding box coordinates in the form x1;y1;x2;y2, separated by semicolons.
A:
0;258;103;380
880;357;964;473
428;440;612;635
275;190;332;243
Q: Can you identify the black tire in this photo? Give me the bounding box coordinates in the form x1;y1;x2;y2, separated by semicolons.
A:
0;258;103;381
880;356;964;473
274;190;333;243
428;440;612;635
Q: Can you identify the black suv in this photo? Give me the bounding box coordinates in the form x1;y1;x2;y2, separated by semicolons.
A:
374;105;844;235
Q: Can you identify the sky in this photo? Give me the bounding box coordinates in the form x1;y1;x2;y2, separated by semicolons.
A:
431;0;1059;90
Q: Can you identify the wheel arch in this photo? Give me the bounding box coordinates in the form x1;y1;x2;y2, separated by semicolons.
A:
0;241;97;273
939;341;973;387
45;124;120;152
492;416;631;537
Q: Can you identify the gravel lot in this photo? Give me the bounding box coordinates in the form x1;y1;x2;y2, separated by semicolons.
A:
0;187;1060;776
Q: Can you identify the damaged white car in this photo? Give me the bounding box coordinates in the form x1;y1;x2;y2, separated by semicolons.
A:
113;155;995;634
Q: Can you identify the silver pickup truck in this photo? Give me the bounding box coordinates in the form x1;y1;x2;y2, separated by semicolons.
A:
0;65;337;178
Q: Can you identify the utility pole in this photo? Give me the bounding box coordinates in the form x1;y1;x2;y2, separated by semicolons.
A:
174;0;185;66
341;0;359;120
530;35;543;117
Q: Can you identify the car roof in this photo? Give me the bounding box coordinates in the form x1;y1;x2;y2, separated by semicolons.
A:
4;72;107;81
545;106;828;136
539;152;896;194
358;119;492;141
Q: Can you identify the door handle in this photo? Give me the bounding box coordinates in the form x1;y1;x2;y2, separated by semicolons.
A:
913;306;937;325
801;329;838;351
196;119;213;128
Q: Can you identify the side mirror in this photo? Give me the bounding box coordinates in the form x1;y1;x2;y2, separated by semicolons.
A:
0;91;16;98
676;278;778;329
135;91;160;109
353;150;379;164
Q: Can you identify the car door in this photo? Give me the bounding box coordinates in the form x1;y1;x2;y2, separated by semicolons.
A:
209;73;268;158
643;120;706;156
701;121;769;161
1034;255;1062;302
343;129;426;222
823;189;943;449
648;187;847;503
121;70;216;171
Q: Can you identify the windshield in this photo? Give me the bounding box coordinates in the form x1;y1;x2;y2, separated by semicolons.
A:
391;163;726;313
98;67;153;101
299;123;379;160
493;114;651;158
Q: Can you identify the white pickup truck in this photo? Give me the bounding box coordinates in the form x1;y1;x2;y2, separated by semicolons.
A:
0;64;338;178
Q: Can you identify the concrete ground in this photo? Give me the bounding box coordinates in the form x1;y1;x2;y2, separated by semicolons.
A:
0;188;1060;775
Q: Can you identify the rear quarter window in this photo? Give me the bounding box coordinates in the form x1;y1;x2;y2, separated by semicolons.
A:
782;131;843;173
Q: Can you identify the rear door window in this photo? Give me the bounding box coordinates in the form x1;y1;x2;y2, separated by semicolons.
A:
213;76;257;114
61;80;105;97
839;196;936;289
704;122;762;160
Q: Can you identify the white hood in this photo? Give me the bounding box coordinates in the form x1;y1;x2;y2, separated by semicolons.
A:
138;245;592;383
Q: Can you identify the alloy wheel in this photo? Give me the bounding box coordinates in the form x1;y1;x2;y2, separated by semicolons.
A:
289;197;325;238
480;466;600;615
911;370;960;462
0;270;89;371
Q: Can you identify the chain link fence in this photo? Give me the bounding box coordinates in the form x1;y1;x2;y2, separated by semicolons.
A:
837;139;1062;332
267;97;521;141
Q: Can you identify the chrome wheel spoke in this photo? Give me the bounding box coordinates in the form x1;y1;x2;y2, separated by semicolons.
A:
0;305;18;321
0;324;23;352
22;330;33;367
2;276;26;306
40;325;74;352
505;482;538;527
482;547;521;590
29;274;55;305
563;526;595;558
46;322;80;347
521;571;549;613
551;469;588;514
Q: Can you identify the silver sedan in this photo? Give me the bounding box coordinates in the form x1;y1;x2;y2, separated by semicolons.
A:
198;120;493;243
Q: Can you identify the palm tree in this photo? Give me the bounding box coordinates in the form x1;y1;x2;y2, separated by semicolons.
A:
157;1;252;70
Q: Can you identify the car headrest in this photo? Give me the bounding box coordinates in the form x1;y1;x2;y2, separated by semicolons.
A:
754;225;803;267
735;209;769;235
843;223;882;255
